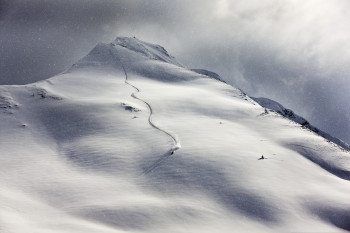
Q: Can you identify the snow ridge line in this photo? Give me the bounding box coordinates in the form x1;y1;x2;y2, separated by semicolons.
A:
109;46;180;173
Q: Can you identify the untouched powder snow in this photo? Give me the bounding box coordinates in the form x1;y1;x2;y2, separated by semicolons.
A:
253;97;350;152
1;37;350;233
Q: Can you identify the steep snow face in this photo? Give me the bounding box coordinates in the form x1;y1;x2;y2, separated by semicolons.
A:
253;97;350;151
191;69;226;83
1;37;350;233
112;37;183;67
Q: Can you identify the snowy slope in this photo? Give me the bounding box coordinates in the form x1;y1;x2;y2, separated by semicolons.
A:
253;97;350;151
1;37;350;233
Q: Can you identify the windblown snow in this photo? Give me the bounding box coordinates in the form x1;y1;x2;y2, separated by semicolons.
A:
1;37;350;233
252;97;350;152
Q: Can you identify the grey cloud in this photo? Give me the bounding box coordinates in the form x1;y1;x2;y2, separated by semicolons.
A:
0;0;123;84
3;0;119;25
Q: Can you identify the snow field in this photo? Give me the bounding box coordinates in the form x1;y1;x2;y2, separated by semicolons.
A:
1;37;350;232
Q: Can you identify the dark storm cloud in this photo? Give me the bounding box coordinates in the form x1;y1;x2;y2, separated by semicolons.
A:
4;0;120;26
2;0;117;24
0;0;10;19
1;0;350;144
0;0;123;84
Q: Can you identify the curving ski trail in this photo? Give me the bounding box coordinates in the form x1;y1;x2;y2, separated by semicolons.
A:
130;92;180;150
110;47;180;174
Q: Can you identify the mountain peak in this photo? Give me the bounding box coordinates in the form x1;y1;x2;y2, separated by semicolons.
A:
111;36;182;67
70;37;183;72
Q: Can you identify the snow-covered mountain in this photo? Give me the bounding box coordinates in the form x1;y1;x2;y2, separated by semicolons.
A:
252;97;350;151
1;37;350;233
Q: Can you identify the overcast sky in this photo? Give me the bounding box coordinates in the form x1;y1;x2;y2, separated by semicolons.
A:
1;0;350;144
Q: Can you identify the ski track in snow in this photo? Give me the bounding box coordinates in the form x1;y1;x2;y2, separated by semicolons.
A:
111;48;180;174
142;148;174;175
